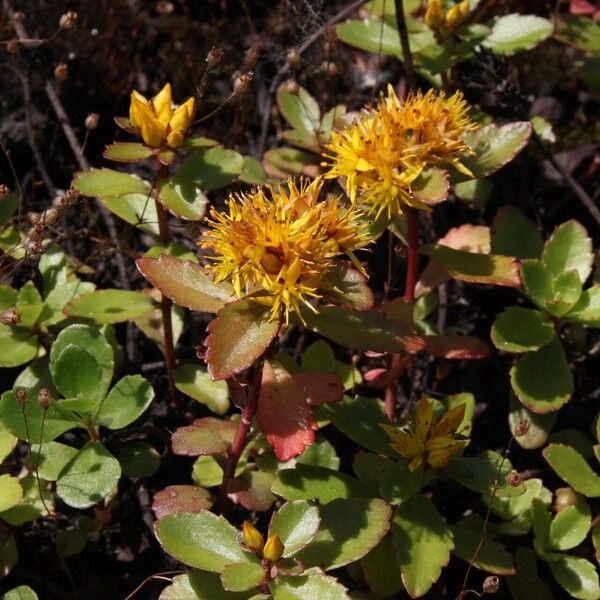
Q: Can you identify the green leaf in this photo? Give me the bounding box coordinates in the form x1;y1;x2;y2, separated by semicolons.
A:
137;254;235;313
301;340;361;389
56;441;121;509
65;289;156;324
319;263;374;311
549;556;600;600
39;280;96;326
547;270;582;317
205;298;280;380
269;500;321;557
421;244;520;287
505;547;554;600
100;192;159;236
544;444;600;497
181;136;220;149
30;442;78;481
491;206;543;260
549;503;591;551
159;570;247;600
94;375;154;429
483;14;553;55
450;524;515;575
1;586;39;600
73;168;150;197
277;84;320;145
412;168;449;206
509;394;557;450
174;364;229;415
16;282;43;328
269;569;349;600
321;396;394;456
336;19;402;56
360;535;403;597
228;471;276;512
296;437;340;470
510;337;573;413
0;530;18;582
556;15;600;52
221;562;265;593
379;462;432;505
192;454;246;488
119;441;160;478
158;177;209;221
299;306;424;354
353;452;394;492
454;177;493;208
272;464;372;503
103;142;154;162
0;474;23;512
564;285;600;326
456;122;532;182
543;221;593;284
176;147;244;190
491;307;555;353
239;156;267;185
155;511;254;572
50;324;114;401
0;193;18;227
0;424;16;462
0;474;52;525
520;258;554;308
263;147;319;179
0;325;38;368
0;389;80;444
392;496;454;598
296;498;391;570
491;478;550;521
57;516;94;557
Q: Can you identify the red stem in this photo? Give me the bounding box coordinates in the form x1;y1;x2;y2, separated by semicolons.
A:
218;363;264;513
404;207;419;302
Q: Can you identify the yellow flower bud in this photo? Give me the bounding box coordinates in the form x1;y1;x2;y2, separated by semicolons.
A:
263;534;284;562
424;0;444;30
445;0;470;32
166;131;184;148
426;448;452;470
242;521;264;554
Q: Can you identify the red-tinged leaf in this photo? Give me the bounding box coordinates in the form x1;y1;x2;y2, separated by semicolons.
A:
227;471;276;512
257;361;317;461
205;299;280;380
423;336;490;359
114;116;136;133
364;368;389;388
319;262;375;311
420;244;521;288
171;417;237;456
416;224;490;297
103;142;155;162
136;255;235;313
299;306;425;354
412;168;450;205
293;373;344;406
152;485;214;519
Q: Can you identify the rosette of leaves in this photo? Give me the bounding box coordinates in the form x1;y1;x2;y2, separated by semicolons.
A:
490;216;597;438
156;498;391;599
0;324;155;513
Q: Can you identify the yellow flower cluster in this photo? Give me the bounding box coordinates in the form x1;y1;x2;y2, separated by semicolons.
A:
323;85;477;218
382;397;468;471
425;0;470;39
242;521;284;562
129;83;195;148
200;177;369;323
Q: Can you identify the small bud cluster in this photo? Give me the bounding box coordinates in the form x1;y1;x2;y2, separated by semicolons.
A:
59;11;77;30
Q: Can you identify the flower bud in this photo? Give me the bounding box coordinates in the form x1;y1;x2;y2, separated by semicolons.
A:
554;487;583;512
54;63;68;82
206;47;224;68
514;419;530;437
1;309;21;326
263;534;284;563
321;61;339;77
59;11;77;30
286;49;300;69
166;130;183;148
282;79;299;94
445;0;470;32
6;39;20;54
427;448;452;470
15;388;28;404
0;184;10;199
232;72;253;96
424;0;444;30
85;113;99;130
242;521;264;553
482;575;500;594
507;470;521;487
244;47;259;70
37;388;53;409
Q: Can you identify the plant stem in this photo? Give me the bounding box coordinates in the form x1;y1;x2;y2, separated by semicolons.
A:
384;354;401;421
404;207;419;302
218;363;263;513
154;170;180;409
393;0;417;93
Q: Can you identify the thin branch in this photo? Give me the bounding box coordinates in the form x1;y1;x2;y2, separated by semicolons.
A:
393;0;417;92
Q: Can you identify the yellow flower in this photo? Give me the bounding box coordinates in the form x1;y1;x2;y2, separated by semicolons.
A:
382;397;468;471
424;0;444;30
129;83;195;148
323;86;477;218
425;0;471;38
242;521;264;553
263;534;284;562
200;177;369;323
444;0;470;34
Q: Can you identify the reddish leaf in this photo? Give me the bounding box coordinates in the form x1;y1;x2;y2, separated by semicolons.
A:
364;368;389;388
137;255;235;313
423;336;490;359
293;373;344;406
152;485;214;519
171;417;237;456
205;299;280;380
257;361;317;461
227;471;276;512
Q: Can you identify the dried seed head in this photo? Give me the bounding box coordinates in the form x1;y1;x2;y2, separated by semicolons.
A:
244;47;259;69
282;79;299;94
1;309;22;326
15;388;28;404
13;11;26;22
554;487;582;512
286;49;300;69
54;63;68;82
155;1;175;15
482;575;500;594
59;11;77;30
0;184;9;199
6;39;20;54
206;47;224;67
85;112;99;130
321;61;339;77
37;388;53;409
507;470;521;487
514;419;530;437
232;72;253;96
